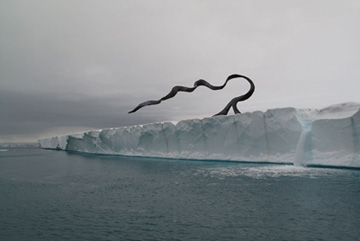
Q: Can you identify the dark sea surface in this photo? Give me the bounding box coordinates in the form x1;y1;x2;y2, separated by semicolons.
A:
1;147;359;241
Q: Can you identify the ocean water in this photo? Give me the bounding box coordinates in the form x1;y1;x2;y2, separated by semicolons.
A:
1;147;359;241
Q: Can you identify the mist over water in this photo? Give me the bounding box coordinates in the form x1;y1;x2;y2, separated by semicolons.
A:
1;147;360;240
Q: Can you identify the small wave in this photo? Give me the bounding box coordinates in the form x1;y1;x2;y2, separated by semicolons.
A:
195;164;340;179
0;149;8;152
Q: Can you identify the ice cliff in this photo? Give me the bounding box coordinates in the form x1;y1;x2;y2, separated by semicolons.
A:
39;103;360;168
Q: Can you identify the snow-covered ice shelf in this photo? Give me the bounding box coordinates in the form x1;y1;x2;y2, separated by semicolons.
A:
39;103;360;168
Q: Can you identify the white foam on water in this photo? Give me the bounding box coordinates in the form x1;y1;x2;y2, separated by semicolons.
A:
195;164;341;179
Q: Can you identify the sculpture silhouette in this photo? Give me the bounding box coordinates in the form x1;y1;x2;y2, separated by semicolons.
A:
128;74;255;116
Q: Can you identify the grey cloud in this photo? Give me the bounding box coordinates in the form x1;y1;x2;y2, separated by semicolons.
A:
0;90;167;136
1;0;360;143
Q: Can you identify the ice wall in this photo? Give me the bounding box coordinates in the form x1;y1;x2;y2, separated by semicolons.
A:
38;103;360;168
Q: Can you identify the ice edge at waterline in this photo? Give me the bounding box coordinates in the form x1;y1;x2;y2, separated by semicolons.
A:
39;103;360;168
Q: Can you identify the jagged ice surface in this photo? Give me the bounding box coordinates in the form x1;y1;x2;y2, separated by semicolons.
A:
39;103;360;168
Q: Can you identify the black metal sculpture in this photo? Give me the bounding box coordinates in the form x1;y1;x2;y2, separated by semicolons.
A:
129;74;255;116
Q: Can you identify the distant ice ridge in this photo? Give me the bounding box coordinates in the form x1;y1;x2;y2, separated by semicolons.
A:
38;103;360;168
0;143;39;148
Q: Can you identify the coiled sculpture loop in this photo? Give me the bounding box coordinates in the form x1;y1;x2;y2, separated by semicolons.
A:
129;74;255;116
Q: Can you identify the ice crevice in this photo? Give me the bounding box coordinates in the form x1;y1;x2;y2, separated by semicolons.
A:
351;117;360;153
262;112;270;160
38;103;360;168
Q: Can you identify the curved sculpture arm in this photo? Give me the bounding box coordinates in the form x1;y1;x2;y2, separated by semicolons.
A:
128;74;255;116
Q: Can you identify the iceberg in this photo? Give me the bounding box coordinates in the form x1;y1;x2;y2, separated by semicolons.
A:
38;103;360;168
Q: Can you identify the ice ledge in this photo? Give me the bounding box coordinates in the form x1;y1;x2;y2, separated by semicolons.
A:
38;102;360;168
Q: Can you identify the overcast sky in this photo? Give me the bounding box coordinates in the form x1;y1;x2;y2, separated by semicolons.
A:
1;0;360;143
